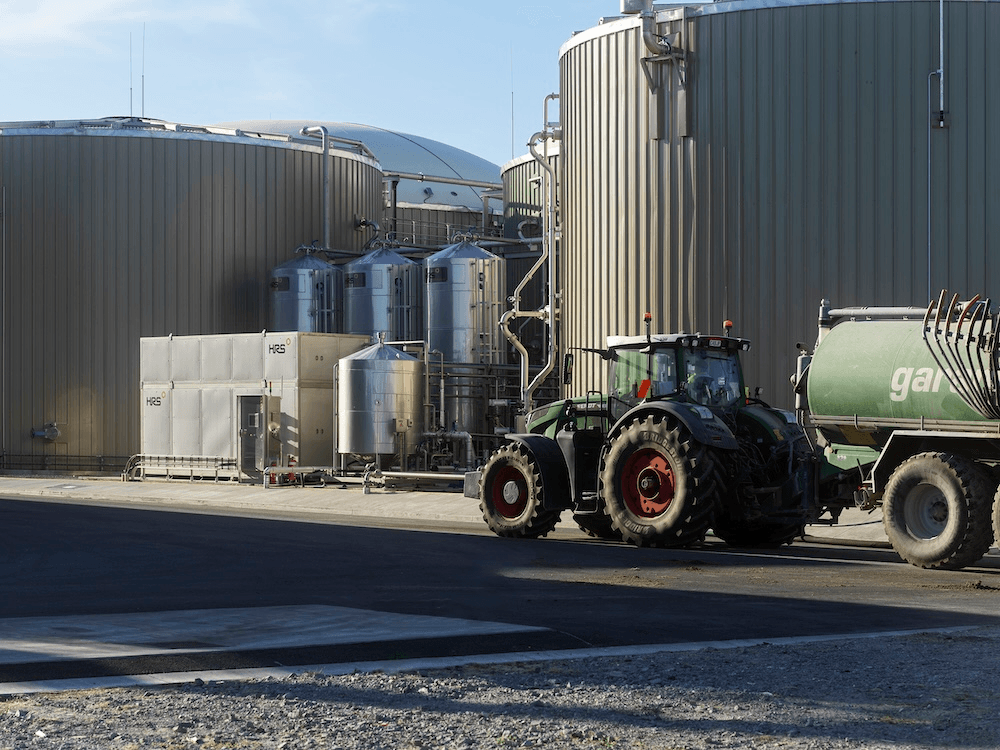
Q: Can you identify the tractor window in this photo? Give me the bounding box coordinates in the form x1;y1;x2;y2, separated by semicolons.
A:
609;348;678;420
682;349;743;407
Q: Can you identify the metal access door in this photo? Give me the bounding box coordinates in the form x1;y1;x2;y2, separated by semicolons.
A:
238;395;281;479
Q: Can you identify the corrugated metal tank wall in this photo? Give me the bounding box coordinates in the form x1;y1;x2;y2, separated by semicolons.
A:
559;0;1000;407
390;205;491;247
0;122;382;471
501;144;560;239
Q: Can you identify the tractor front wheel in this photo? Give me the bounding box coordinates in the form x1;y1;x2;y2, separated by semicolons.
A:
882;452;993;570
599;415;719;547
480;443;561;539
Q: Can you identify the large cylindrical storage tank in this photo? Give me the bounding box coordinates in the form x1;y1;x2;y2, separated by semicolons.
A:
559;1;1000;407
343;247;423;341
337;343;424;459
0;118;382;472
270;251;343;333
425;240;506;433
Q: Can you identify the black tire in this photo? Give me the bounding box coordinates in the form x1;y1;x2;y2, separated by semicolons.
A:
994;485;1000;552
599;414;719;547
479;443;561;538
882;452;994;570
573;510;623;541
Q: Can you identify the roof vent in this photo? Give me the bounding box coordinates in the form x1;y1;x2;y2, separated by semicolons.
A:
621;0;653;14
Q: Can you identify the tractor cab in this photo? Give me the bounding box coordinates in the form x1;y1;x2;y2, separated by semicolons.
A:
606;333;750;423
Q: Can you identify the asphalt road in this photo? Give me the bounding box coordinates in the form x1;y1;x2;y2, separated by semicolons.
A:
3;494;1000;689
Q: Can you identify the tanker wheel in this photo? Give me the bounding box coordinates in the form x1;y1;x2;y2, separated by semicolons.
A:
882;452;994;570
994;484;1000;552
479;443;561;539
599;415;719;548
573;509;623;541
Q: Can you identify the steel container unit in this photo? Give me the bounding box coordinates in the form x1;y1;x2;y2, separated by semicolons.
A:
807;319;983;428
270;252;343;333
343;247;424;341
140;332;369;474
0;118;381;471
558;1;1000;408
337;343;424;457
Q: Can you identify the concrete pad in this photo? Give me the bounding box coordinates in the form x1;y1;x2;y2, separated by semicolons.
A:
0;476;485;524
0;475;890;542
0;605;546;665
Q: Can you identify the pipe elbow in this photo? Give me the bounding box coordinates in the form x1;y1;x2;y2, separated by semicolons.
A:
641;10;672;56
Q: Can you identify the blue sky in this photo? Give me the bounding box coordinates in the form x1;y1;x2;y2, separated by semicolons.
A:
0;0;619;168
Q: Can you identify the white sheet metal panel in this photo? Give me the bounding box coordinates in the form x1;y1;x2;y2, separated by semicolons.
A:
201;388;232;457
140;387;171;455
558;1;1000;408
201;337;235;383
232;336;265;382
140;339;172;384
171;389;203;455
0;119;382;471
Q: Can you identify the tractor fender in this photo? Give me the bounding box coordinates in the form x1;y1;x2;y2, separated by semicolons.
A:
501;433;573;511
611;401;739;451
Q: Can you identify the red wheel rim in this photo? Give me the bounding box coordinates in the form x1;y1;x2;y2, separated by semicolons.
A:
491;465;528;518
621;448;675;517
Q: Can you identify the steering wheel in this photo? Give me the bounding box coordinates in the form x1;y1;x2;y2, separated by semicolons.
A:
688;375;714;405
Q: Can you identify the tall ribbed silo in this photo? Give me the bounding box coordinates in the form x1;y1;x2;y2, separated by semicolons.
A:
425;240;506;432
343;246;424;341
270;250;344;333
559;0;1000;407
0;118;382;471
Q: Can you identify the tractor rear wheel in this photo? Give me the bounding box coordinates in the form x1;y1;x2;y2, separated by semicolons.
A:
480;443;561;538
882;452;993;570
599;414;719;547
573;509;623;541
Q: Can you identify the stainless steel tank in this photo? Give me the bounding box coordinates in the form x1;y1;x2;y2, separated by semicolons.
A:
270;251;343;333
425;240;506;433
343;247;423;341
425;240;506;365
337;342;424;457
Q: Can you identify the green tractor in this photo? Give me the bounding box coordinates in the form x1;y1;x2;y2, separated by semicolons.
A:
465;325;814;548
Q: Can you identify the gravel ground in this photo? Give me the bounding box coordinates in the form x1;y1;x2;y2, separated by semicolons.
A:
2;627;999;750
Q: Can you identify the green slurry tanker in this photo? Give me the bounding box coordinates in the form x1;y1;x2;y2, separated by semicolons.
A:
467;291;1000;570
796;291;1000;569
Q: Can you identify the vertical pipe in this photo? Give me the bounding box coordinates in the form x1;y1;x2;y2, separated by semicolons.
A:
300;126;331;250
1;186;5;464
928;72;935;302
939;0;946;118
321;131;330;251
